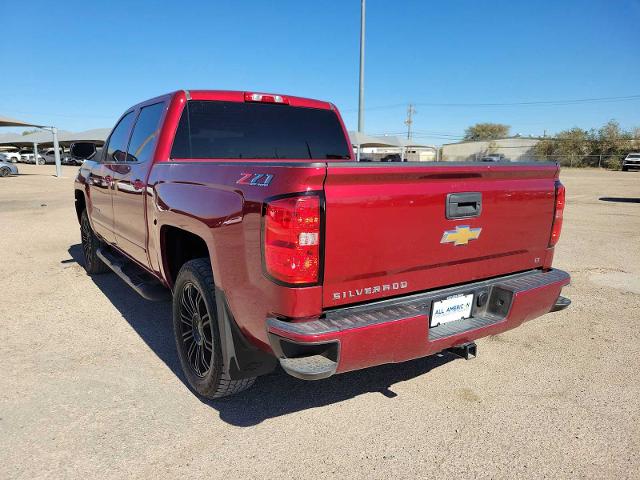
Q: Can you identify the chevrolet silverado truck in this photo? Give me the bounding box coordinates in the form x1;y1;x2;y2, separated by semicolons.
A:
73;90;571;399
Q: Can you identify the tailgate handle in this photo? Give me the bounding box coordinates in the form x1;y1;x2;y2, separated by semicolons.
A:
446;192;482;219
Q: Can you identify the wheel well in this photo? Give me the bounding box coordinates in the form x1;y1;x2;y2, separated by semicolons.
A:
74;190;86;223
162;226;211;287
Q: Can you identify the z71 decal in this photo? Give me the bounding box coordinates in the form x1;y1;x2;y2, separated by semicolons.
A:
237;173;274;187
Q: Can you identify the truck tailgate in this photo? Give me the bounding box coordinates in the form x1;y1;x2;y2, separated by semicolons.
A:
322;162;559;307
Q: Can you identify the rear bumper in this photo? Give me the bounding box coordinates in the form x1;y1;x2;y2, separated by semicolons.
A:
267;268;570;379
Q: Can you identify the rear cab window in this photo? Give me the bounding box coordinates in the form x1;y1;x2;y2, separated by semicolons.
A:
171;100;350;160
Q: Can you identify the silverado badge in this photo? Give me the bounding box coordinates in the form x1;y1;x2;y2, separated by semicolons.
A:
441;225;482;246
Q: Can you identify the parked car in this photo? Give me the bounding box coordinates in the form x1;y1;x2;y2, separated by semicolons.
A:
622;153;640;171
73;89;570;399
62;155;81;166
0;151;21;163
20;150;46;165
480;154;508;162
65;142;99;165
42;148;68;164
0;160;19;176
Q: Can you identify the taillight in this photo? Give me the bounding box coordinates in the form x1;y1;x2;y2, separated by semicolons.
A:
263;194;321;285
549;181;565;247
244;92;289;104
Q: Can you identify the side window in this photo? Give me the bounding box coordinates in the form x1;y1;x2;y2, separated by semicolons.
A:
104;111;135;163
126;102;165;163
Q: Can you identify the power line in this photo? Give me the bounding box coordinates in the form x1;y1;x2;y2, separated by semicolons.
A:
373;129;463;136
343;94;640;112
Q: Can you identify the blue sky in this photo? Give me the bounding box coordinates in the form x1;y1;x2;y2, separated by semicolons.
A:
1;0;639;144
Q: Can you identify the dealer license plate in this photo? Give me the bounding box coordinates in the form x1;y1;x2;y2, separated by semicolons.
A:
430;294;474;327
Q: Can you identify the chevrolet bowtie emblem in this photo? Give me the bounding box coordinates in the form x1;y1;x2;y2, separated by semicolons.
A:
441;225;482;246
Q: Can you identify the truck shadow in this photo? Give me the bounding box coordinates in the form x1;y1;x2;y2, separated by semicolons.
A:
599;197;640;204
67;243;457;427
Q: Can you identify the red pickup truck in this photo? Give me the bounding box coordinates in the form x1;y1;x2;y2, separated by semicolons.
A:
73;90;570;399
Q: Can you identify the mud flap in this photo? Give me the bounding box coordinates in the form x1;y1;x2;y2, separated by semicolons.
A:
214;287;277;380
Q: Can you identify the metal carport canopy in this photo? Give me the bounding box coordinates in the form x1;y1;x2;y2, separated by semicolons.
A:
0;114;44;128
0;130;71;147
59;128;110;145
0;113;64;176
0;128;109;148
348;130;404;148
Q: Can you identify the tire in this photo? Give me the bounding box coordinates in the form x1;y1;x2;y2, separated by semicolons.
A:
622;166;628;172
0;167;9;177
173;258;256;399
80;209;110;274
37;159;45;165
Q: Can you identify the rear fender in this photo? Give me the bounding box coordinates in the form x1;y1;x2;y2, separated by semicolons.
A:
152;182;244;289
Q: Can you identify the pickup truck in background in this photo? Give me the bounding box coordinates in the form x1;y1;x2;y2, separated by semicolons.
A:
73;90;570;399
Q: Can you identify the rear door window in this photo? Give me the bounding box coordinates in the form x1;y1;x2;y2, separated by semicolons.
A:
171;100;350;160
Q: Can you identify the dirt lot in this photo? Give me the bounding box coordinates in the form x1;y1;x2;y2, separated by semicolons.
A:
1;165;638;479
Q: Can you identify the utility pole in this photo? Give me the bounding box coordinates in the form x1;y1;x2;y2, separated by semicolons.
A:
358;0;365;133
405;104;416;140
356;0;366;161
52;127;61;178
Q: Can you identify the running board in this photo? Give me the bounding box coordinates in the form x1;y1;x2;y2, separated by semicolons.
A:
96;247;170;302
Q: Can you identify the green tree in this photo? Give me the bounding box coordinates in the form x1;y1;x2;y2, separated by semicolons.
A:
21;129;38;136
463;123;510;141
534;127;593;166
533;120;640;168
596;120;630;168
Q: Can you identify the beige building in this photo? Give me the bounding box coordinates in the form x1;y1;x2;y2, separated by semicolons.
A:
441;137;541;162
360;146;436;162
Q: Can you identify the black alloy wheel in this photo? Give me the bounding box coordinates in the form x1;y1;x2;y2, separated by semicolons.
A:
172;258;256;398
178;282;214;377
80;209;110;274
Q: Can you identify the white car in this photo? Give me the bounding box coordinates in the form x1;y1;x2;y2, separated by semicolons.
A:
0;151;21;163
20;151;46;165
622;153;640;171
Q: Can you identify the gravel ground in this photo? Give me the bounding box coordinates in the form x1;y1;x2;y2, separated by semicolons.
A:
1;165;639;479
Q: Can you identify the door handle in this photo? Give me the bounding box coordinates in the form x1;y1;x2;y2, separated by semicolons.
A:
446;192;482;219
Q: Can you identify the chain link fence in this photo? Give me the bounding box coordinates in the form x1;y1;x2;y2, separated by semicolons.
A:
442;153;627;169
530;154;624;169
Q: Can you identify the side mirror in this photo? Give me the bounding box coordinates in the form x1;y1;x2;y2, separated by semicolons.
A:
70;142;97;160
